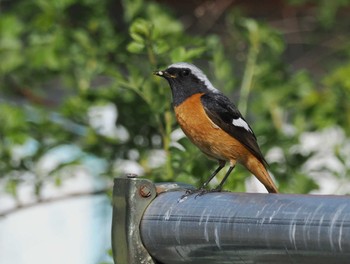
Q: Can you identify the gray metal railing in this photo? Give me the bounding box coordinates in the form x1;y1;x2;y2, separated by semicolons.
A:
111;175;350;264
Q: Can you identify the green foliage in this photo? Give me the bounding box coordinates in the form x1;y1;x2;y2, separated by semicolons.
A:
1;0;350;201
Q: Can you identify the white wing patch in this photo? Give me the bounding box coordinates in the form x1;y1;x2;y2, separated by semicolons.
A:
232;117;252;133
167;62;219;93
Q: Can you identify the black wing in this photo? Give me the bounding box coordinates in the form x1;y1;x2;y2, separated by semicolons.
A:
201;92;268;167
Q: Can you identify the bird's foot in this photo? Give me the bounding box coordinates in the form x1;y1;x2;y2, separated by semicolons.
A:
208;186;224;193
180;188;206;199
180;187;224;199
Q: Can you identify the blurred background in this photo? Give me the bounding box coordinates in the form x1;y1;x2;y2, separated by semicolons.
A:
1;0;350;263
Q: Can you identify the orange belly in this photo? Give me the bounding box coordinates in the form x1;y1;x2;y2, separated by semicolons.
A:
174;93;250;165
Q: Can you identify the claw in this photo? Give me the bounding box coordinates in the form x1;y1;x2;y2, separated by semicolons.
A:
180;188;204;199
194;189;208;198
209;186;223;193
180;186;227;200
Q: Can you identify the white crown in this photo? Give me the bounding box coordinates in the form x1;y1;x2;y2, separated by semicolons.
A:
167;62;219;93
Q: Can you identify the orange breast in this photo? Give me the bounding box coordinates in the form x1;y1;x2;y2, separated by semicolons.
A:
174;93;250;165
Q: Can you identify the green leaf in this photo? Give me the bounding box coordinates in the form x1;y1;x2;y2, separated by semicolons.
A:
129;18;152;39
0;15;23;37
170;47;206;62
127;41;145;53
154;39;169;54
121;0;144;21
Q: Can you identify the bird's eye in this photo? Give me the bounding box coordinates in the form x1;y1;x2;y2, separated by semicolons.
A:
181;69;190;76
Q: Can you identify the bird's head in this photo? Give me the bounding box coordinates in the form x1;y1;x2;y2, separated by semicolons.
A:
154;62;219;106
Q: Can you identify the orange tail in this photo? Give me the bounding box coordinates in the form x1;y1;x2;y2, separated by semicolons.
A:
245;156;278;193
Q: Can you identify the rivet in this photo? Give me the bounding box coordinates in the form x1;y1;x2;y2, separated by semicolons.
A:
139;185;152;198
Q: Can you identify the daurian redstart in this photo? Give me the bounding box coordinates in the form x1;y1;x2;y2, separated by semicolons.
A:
154;62;278;193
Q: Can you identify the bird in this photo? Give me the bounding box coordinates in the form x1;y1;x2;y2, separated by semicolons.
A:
154;62;278;194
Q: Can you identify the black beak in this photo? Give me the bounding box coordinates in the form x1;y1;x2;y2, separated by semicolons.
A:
153;70;176;78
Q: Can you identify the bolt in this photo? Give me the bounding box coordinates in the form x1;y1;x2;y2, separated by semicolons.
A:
139;185;152;198
126;173;138;178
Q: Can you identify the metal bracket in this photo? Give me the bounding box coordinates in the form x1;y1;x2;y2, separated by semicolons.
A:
111;174;157;264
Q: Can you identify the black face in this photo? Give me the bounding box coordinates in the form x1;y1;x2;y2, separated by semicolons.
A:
159;67;210;106
166;67;191;78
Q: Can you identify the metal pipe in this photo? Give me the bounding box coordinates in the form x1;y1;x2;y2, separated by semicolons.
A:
111;176;157;264
140;191;350;264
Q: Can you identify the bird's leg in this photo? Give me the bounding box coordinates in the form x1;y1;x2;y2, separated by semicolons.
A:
200;160;226;190
183;161;225;197
211;165;235;192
